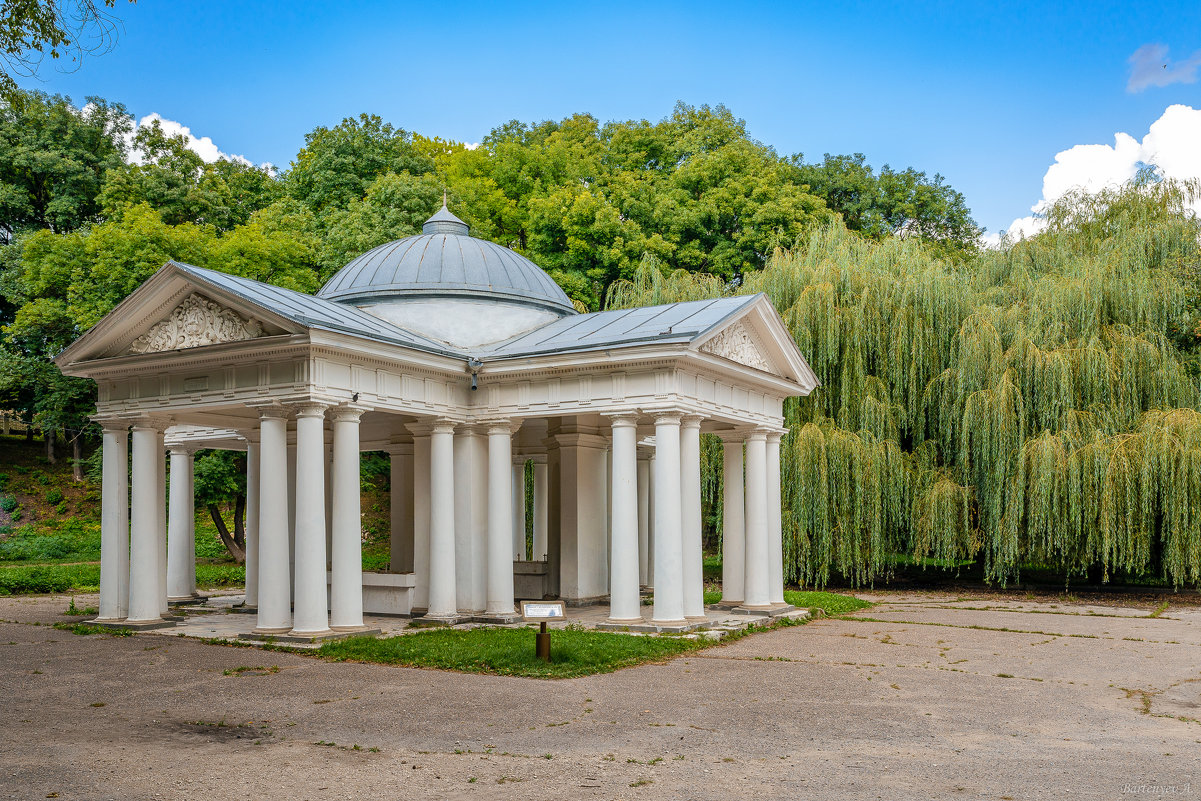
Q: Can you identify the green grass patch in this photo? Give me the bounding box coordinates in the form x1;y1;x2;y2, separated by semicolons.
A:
52;621;131;636
0;562;100;594
196;562;245;588
783;590;873;616
317;625;709;678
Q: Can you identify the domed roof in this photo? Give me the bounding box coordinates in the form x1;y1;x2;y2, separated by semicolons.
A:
317;203;576;316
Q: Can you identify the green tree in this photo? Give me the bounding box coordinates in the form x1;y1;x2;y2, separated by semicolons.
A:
286;113;435;215
0;0;134;99
193;450;246;562
0;89;130;238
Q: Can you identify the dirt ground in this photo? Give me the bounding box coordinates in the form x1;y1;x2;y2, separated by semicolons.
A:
2;590;1199;801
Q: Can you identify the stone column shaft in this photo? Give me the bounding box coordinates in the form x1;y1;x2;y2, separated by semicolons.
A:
607;415;641;623
331;409;365;629
636;454;650;587
255;411;291;633
767;431;786;606
532;458;548;560
742;430;772;610
427;421;458;619
166;448;196;600
98;425;129;621
720;438;746;606
512;460;526;560
244;441;260;607
486;423;518;617
680;416;705;621
290;404;330;637
128;423;165;623
651;415;685;625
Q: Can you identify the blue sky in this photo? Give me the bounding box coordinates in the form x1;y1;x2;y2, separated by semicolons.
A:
17;0;1201;236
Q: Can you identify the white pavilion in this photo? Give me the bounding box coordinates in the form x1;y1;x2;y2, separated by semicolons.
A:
56;203;818;636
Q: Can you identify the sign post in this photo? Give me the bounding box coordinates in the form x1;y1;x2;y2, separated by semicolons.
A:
521;600;566;663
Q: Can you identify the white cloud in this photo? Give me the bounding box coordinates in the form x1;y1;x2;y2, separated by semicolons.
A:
1128;43;1201;93
993;104;1201;242
124;112;258;168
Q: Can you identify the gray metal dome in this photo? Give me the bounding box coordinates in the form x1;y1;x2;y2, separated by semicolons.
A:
317;203;576;316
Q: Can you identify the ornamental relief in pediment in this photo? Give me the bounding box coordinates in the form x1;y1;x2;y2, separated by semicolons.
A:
700;320;776;374
129;293;264;354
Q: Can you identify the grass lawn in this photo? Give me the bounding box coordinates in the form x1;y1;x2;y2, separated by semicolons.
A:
317;625;712;678
316;590;873;678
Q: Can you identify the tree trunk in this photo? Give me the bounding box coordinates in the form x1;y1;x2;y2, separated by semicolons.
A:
208;503;246;564
71;436;84;482
45;430;56;464
232;494;246;551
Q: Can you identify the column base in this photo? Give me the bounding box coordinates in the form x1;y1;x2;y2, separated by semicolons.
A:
731;604;774;615
330;623;372;633
612;619;698;633
473;612;522;624
250;625;291;636
711;600;743;610
241;628;380;644
601;616;644;627
685;615;709;623
412;613;465;627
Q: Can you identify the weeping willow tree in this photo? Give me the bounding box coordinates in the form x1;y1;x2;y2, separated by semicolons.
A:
607;179;1201;588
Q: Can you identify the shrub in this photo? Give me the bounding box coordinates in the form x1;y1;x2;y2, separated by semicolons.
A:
45;488;64;505
0;496;17;513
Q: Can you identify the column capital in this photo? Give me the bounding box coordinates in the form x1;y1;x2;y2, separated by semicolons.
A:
129;413;173;432
290;401;329;420
167;444;199;457
652;412;682;426
680;414;705;430
91;414;129;431
250;401;291;421
329;405;364;424
765;428;787;444
406;417;459;437
481;418;522;436
604;411;640;429
745;428;769;442
716;428;752;444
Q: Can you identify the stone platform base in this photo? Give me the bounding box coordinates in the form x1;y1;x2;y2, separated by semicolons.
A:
595;620;702;634
731;604;798;617
471;613;523;625
237;628;381;645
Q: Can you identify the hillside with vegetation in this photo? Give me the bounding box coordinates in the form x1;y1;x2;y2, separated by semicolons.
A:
1;87;1198;591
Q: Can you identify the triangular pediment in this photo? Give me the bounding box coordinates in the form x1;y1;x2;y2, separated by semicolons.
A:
691;294;820;393
699;318;780;375
55;262;303;368
127;293;266;354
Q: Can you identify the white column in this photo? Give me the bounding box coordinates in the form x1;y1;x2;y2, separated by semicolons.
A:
290;403;330;637
680;415;705;621
767;431;786;606
166;447;196;601
651;414;684;626
512;459;526;560
408;426;432;610
720;436;746;606
156;433;167;615
286;441;296;604
255;409;291;634
427;419;458;620
532;457;548;560
97;423;129;621
646;452;656;590
331;408;365;630
486;421;518;617
389;442;414;573
636;451;650;587
127;420;165;623
453;426;487;614
243;440;260;607
607;414;642;623
742;429;772;610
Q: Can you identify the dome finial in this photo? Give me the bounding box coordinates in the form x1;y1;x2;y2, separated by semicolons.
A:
423;196;469;236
